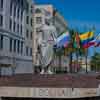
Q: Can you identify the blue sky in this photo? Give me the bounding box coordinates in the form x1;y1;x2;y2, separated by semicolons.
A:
34;0;100;56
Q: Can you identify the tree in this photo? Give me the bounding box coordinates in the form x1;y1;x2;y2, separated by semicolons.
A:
68;29;76;73
68;29;86;73
90;52;100;71
53;46;64;73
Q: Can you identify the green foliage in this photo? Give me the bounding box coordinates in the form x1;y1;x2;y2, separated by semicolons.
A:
90;52;100;71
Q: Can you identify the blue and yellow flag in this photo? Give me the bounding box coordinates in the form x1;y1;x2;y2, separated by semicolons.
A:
79;31;94;47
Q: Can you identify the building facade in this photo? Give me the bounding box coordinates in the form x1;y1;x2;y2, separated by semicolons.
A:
51;9;68;73
0;0;34;75
33;5;68;73
53;11;67;35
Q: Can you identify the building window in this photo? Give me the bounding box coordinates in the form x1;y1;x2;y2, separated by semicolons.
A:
30;31;32;40
0;15;3;27
26;16;29;24
30;18;32;27
13;40;16;52
17;24;19;33
17;40;20;53
26;46;28;56
45;19;50;25
0;0;3;10
30;48;32;56
36;17;42;24
36;27;41;34
13;5;16;17
10;1;13;15
26;29;29;38
31;5;33;13
21;10;23;21
21;41;23;54
35;8;41;13
0;35;3;49
17;7;20;19
21;0;23;7
9;18;12;30
13;21;16;32
20;25;22;35
9;38;12;52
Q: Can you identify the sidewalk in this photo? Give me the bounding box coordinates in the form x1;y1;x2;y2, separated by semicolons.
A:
0;74;100;88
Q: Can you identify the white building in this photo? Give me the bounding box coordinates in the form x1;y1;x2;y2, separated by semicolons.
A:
0;0;34;75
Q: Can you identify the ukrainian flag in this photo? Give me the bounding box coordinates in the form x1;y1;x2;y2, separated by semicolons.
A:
79;31;94;47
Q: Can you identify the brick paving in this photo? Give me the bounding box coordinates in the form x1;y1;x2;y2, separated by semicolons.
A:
0;73;100;88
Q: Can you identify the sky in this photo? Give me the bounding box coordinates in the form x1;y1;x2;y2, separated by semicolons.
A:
34;0;100;56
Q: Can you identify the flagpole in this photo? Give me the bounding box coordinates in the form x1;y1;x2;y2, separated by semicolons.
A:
85;26;94;73
93;27;96;72
94;46;96;72
85;26;89;74
69;29;73;73
76;28;80;73
85;48;88;73
83;25;88;73
75;29;78;73
92;26;96;72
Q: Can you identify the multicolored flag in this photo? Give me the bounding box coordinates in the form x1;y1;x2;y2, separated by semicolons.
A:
95;33;100;47
95;33;100;41
73;32;80;48
55;31;70;48
83;40;95;48
82;33;100;48
95;41;100;47
79;31;94;48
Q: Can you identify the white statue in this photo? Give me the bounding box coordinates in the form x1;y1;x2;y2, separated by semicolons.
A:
38;23;57;74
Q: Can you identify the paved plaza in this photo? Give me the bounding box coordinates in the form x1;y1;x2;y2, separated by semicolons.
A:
0;73;100;88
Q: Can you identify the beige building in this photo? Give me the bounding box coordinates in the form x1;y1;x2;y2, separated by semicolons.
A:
33;5;54;73
51;10;68;73
53;11;67;35
33;5;67;73
79;57;91;72
71;57;91;73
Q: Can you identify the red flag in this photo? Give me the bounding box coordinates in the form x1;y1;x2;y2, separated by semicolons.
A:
75;32;80;48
